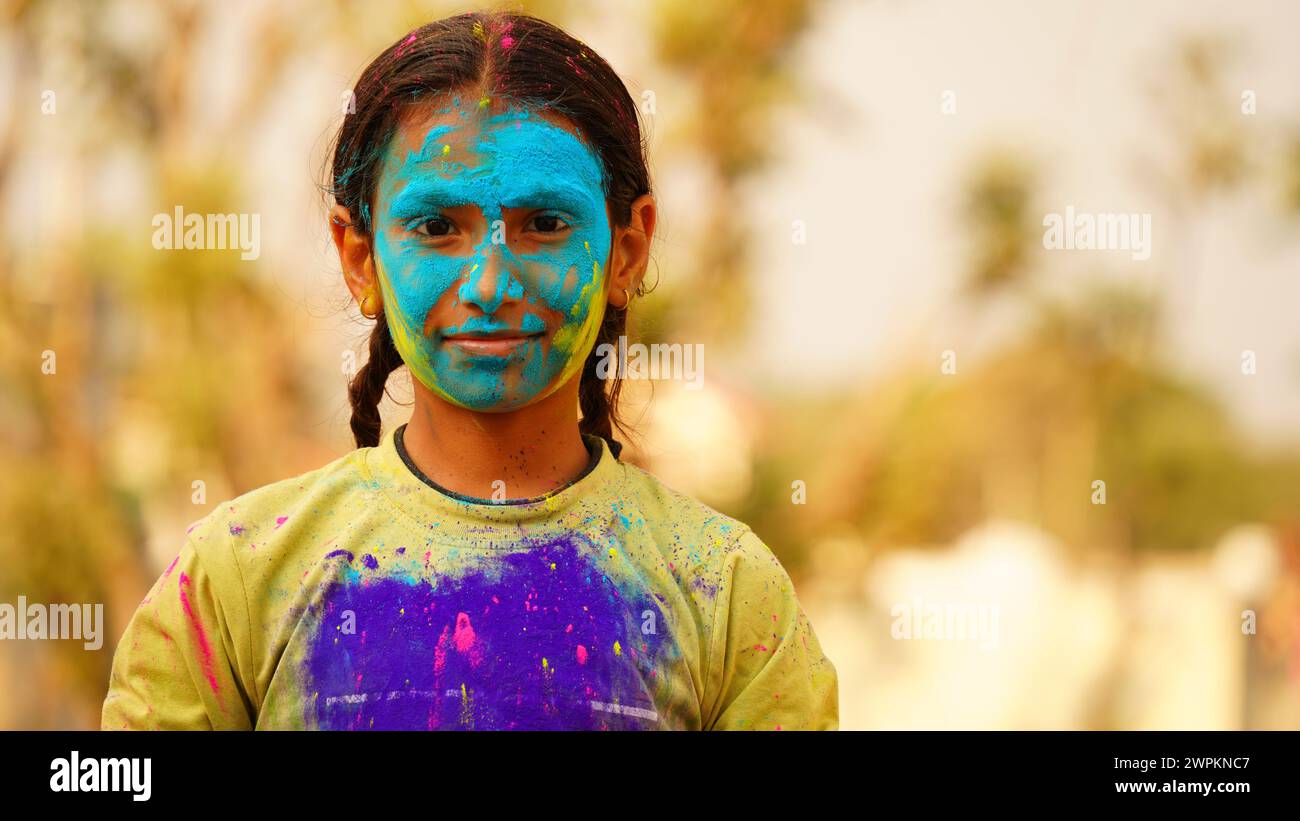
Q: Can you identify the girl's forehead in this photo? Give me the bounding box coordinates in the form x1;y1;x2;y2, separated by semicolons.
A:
388;93;588;158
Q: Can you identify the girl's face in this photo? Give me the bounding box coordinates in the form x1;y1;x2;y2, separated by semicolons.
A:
371;95;612;411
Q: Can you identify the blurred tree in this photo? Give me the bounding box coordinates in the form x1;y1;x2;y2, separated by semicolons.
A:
739;30;1300;575
962;151;1037;295
648;0;819;346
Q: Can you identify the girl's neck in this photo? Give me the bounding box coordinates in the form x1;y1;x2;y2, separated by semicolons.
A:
400;378;591;501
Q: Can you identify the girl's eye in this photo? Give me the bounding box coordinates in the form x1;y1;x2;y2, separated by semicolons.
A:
413;217;453;237
529;214;571;234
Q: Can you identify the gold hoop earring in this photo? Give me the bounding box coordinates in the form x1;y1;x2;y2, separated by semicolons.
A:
360;292;378;319
617;288;631;311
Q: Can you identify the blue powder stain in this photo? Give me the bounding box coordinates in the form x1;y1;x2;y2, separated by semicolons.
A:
372;102;612;411
302;535;671;730
324;550;355;563
362;554;379;570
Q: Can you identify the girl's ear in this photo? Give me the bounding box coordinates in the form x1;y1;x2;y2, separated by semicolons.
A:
607;194;656;306
330;204;383;312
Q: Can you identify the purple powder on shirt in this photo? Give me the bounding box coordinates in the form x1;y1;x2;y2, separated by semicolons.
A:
302;533;671;730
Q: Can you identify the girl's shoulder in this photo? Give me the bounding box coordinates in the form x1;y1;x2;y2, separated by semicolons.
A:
181;443;375;553
612;458;771;571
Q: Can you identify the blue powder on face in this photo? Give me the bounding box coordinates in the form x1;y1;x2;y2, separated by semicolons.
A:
372;101;613;411
301;535;669;730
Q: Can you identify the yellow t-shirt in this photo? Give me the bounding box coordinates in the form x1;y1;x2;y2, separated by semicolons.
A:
102;424;838;730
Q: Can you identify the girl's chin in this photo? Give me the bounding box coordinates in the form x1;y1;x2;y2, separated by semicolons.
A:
431;379;563;413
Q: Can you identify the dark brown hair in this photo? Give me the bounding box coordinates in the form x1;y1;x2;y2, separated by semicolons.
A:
329;12;651;455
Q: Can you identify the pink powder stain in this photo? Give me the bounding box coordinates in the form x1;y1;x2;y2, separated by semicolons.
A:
453;612;476;652
576;645;588;665
177;572;222;704
395;32;417;57
753;644;770;652
275;516;288;529
228;524;244;537
434;625;449;675
451;613;485;668
501;35;515;49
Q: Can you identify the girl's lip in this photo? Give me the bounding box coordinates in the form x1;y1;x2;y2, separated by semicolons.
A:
442;329;541;338
443;333;541;355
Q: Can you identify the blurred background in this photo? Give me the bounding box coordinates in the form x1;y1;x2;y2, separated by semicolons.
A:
2;0;1299;729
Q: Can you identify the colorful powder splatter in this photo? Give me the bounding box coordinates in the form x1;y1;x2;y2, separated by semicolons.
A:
177;572;222;706
302;534;670;730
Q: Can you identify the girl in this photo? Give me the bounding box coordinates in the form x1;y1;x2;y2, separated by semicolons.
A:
102;11;838;731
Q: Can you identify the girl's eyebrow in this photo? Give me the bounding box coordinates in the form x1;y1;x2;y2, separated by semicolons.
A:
388;180;468;219
498;181;597;212
388;179;598;220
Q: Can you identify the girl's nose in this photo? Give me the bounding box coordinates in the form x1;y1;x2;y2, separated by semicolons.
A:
458;241;521;314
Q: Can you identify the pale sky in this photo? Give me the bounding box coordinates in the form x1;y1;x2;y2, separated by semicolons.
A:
738;0;1300;444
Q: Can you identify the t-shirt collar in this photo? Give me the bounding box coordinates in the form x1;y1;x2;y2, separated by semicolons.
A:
361;422;628;536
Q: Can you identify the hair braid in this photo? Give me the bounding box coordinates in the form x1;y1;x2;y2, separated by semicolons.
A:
578;300;630;459
348;313;403;448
